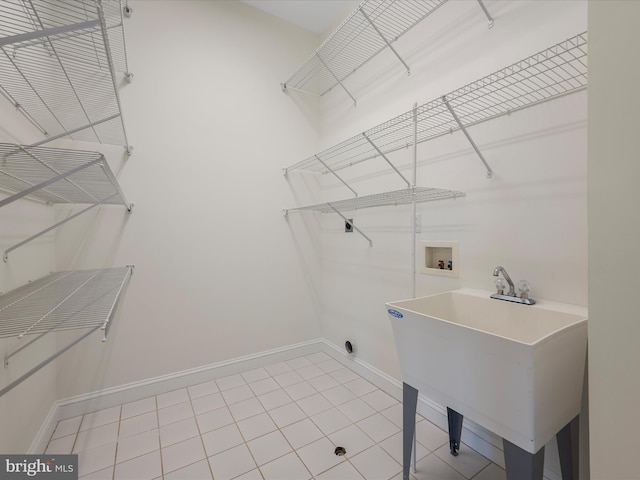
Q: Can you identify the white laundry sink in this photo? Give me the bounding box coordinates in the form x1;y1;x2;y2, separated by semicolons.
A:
386;288;587;453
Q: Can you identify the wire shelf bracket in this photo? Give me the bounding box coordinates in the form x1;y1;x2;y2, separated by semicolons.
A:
0;266;134;398
0;0;133;151
477;0;494;29
442;95;493;178
0;143;133;261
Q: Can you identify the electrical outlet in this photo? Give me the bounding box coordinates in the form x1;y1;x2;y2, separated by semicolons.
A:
345;219;353;233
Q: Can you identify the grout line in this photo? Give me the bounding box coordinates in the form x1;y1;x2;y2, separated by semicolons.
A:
186;380;216;480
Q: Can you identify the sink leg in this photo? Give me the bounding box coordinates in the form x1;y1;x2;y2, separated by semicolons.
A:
447;407;464;456
402;383;418;480
503;439;545;480
557;415;579;480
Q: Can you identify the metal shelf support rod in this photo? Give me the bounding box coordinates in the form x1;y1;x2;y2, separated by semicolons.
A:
315;155;358;197
442;96;493;178
28;113;122;148
0;324;102;398
476;0;494;29
328;204;373;247
362;132;410;187
315;53;357;107
0;157;103;208
3;193;119;262
0;19;100;47
360;9;410;75
101;162;132;211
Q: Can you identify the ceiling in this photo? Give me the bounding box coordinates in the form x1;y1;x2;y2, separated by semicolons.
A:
241;0;357;35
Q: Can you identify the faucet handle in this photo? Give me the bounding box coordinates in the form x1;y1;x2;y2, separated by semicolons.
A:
517;280;531;299
495;278;507;295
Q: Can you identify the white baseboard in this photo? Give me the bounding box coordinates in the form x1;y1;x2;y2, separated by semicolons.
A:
32;337;563;479
28;401;61;454
55;338;324;421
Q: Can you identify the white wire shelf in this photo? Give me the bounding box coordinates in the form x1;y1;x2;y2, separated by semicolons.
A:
0;0;131;150
285;32;588;175
0;266;133;397
285;186;464;214
282;0;449;105
0;266;132;339
0;142;132;260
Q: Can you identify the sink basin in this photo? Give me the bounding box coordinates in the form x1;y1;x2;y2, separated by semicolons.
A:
386;288;587;453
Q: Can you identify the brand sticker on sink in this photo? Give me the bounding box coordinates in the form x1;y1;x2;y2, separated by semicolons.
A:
388;309;403;318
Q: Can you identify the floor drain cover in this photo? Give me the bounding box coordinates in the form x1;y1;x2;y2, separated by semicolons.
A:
334;446;346;456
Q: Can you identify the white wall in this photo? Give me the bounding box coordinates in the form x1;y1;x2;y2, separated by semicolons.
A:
285;0;588;476
51;1;324;399
588;2;640;478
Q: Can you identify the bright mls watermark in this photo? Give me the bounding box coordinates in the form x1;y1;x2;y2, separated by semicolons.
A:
0;455;77;479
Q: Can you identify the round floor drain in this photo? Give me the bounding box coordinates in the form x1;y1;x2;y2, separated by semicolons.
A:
334;446;346;456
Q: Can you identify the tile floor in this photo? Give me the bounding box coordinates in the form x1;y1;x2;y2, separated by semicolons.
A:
45;352;506;480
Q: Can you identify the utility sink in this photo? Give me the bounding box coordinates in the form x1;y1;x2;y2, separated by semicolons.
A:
386;288;587;454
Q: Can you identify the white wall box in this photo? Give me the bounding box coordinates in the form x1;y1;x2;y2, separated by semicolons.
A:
0;266;133;398
281;0;494;106
419;240;459;278
284;32;588;246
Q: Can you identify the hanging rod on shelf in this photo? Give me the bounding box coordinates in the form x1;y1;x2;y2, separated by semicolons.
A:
0;0;132;150
0;266;134;398
285;32;588;177
0;143;133;261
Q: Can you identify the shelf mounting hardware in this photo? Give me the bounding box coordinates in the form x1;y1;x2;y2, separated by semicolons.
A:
442;95;493;179
314;53;357;107
328;204;373;247
315;155;358;198
476;0;494;29
362;133;411;187
360;9;411;76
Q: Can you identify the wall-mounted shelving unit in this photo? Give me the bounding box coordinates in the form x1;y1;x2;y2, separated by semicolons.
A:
281;0;494;106
0;142;132;261
284;32;588;246
0;1;135;397
0;266;134;398
285;187;464;214
286;31;588;178
0;0;132;151
285;187;464;247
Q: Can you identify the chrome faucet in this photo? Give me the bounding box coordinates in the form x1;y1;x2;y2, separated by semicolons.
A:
490;265;535;305
492;266;515;296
